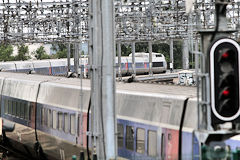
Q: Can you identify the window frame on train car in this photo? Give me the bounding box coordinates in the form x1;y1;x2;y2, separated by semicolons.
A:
58;112;63;131
136;128;145;154
16;100;21;118
12;100;16;116
52;110;57;129
64;113;69;133
24;102;29;120
47;109;52;128
30;103;34;121
8;99;12;115
147;130;157;157
4;99;8;114
117;123;124;148
20;102;24;119
70;114;76;135
126;125;134;151
41;107;45;126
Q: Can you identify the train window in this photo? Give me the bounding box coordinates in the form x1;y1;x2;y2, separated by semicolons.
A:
12;101;16;116
126;126;134;151
24;103;29;120
161;133;165;159
8;100;12;115
52;110;57;129
64;113;69;133
117;124;124;148
148;130;157;157
70;114;75;135
16;101;21;117
4;99;8;114
152;62;163;67
30;104;33;120
41;108;45;126
47;109;52;128
20;103;24;119
168;133;172;141
136;128;145;154
58;112;63;131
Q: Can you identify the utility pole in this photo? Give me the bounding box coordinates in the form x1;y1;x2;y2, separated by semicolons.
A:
117;42;122;80
170;39;174;72
148;41;153;75
67;43;71;72
89;0;116;159
131;42;136;77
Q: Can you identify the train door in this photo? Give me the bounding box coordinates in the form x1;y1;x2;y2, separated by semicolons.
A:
165;129;179;160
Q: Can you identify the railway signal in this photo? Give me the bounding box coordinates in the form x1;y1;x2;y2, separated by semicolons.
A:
209;38;240;125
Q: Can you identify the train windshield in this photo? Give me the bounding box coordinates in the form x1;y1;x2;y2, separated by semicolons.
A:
156;54;163;57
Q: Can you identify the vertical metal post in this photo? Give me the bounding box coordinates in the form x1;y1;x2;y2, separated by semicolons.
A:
195;40;199;73
74;43;79;75
67;43;71;72
170;39;174;72
182;39;189;70
89;0;116;159
89;0;104;158
102;0;116;158
117;42;122;80
148;41;153;75
131;42;136;77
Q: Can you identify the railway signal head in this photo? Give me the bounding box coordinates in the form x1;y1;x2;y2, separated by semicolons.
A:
210;38;240;124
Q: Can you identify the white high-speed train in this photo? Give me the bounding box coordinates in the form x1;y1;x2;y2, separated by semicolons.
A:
0;52;167;76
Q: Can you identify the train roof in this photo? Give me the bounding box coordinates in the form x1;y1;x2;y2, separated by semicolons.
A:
0;72;198;130
0;72;196;97
128;52;164;58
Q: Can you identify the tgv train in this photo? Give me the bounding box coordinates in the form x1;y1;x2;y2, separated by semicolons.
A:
1;72;240;159
0;52;167;77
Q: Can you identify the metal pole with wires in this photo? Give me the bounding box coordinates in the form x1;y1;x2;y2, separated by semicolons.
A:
101;0;117;159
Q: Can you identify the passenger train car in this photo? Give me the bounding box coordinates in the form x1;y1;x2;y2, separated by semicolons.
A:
0;72;239;159
0;52;167;77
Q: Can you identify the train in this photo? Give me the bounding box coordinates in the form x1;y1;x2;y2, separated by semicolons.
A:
0;52;167;77
0;72;240;159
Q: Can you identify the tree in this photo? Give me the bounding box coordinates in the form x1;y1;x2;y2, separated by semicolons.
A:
0;43;14;61
120;44;132;56
34;46;50;60
15;44;30;61
51;43;69;59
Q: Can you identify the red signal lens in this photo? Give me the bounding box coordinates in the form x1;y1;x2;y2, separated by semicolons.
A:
222;52;229;59
222;90;230;96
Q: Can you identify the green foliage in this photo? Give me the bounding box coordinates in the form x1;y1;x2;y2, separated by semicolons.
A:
15;44;30;61
34;46;51;60
51;43;74;58
172;41;183;69
0;43;14;61
135;42;148;52
120;44;132;56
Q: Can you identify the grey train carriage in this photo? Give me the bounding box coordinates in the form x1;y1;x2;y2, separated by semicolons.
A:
0;72;239;159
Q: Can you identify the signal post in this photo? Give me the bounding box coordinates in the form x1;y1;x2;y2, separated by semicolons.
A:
195;0;240;159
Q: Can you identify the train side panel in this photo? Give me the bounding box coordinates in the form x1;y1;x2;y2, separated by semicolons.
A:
14;61;34;73
0;62;16;72
50;59;67;76
32;60;51;75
